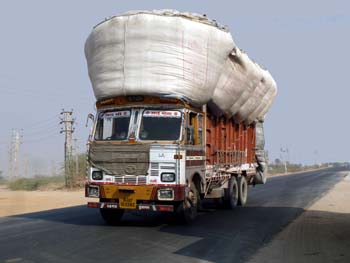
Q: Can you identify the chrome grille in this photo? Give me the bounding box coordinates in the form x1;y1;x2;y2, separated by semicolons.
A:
114;175;147;185
160;165;175;170
151;162;159;169
150;170;159;176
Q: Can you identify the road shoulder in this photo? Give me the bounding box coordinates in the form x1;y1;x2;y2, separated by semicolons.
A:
248;172;350;263
0;186;86;217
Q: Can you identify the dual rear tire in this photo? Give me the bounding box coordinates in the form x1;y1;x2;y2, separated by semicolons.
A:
223;175;248;209
237;176;248;206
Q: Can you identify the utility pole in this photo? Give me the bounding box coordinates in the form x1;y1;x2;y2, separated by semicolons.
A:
8;129;22;180
73;138;80;179
280;146;288;174
23;154;29;178
60;110;75;188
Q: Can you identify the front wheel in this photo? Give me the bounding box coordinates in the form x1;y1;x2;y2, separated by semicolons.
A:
100;208;124;225
176;183;199;223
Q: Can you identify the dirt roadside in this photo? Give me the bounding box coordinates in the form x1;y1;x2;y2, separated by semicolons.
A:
248;172;350;263
0;185;88;217
267;166;331;178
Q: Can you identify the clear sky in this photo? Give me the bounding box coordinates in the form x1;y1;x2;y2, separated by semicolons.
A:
0;0;349;176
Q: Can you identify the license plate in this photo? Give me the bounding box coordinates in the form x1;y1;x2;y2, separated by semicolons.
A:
119;191;136;209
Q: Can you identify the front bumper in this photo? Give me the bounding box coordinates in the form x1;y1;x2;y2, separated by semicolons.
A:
87;202;174;212
85;183;185;202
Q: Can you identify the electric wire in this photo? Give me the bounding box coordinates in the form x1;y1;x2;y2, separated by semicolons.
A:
23;124;61;137
21;114;60;130
23;131;61;144
0;86;92;102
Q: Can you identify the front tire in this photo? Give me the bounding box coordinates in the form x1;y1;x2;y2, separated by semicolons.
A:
176;183;199;223
100;208;124;225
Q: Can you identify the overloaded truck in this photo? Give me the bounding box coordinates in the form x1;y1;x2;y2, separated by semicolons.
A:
84;10;277;223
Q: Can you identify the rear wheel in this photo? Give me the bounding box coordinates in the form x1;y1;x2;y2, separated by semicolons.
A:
100;208;124;225
223;176;239;209
237;176;248;206
176;183;199;223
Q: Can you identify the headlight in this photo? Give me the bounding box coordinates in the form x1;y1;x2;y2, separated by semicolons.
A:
161;173;175;182
88;186;99;197
92;171;103;180
157;189;174;200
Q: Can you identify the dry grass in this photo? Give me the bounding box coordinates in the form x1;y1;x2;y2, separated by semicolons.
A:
7;176;65;191
0;185;88;217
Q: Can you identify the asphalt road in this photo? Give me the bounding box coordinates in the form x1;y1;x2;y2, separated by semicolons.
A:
0;166;347;263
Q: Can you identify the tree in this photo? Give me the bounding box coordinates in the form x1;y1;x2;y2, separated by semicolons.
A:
62;153;87;188
0;170;5;184
274;158;282;165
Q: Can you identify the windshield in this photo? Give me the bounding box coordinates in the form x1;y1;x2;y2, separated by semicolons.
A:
139;110;182;141
94;110;131;140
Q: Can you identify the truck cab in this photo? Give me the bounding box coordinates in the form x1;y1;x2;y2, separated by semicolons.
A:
86;95;206;223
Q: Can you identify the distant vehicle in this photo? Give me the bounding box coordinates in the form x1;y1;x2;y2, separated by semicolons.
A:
84;10;277;223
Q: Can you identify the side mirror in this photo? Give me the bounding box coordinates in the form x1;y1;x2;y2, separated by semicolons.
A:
86;113;95;127
186;126;194;145
86;114;95;148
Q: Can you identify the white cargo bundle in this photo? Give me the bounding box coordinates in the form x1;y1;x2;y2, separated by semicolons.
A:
212;47;277;123
85;10;277;123
85;10;234;105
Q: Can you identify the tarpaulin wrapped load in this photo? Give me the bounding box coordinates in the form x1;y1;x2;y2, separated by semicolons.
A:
85;10;234;105
247;71;277;123
85;10;277;123
212;48;277;123
212;48;263;120
255;121;267;184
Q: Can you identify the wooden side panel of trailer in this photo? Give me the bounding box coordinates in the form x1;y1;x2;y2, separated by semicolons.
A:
205;113;256;166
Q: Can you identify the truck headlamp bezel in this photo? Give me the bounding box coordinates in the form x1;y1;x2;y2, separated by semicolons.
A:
92;171;103;180
88;185;100;197
160;172;175;182
157;188;174;201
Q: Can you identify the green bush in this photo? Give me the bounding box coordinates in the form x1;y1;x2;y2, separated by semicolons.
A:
0;175;7;185
268;162;329;175
8;176;65;191
63;153;88;188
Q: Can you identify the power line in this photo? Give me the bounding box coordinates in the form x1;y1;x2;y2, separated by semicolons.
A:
23;132;61;144
20;116;61;138
0;86;92;102
23;124;60;137
22;114;60;130
0;82;91;98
